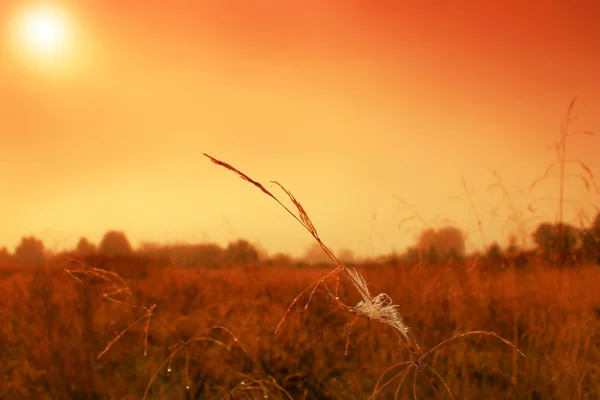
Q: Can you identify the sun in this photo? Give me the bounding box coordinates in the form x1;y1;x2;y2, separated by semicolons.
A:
22;6;68;54
10;3;74;67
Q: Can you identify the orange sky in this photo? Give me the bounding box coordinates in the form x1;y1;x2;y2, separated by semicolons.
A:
1;1;599;258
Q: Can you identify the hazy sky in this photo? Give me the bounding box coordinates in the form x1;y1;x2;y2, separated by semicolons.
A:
1;1;599;257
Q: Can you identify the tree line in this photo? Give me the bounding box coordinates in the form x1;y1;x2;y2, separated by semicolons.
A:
1;212;599;268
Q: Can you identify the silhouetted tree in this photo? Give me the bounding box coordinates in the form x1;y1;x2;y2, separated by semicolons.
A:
268;252;294;266
15;236;46;266
501;235;529;268
99;231;132;256
591;212;600;263
446;247;463;262
138;242;172;264
485;242;504;268
165;243;223;268
506;235;520;256
384;251;401;266
0;247;12;263
75;237;96;256
223;240;259;265
579;212;600;263
338;248;355;263
416;226;466;263
402;247;421;266
510;252;531;268
532;223;554;257
532;222;581;264
253;243;269;261
424;245;439;265
303;242;331;265
592;212;600;232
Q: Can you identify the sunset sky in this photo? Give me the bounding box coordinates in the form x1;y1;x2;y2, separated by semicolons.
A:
1;1;599;258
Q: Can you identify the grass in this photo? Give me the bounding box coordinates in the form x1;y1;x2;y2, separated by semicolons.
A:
1;259;599;399
2;97;598;398
4;154;598;399
202;153;525;399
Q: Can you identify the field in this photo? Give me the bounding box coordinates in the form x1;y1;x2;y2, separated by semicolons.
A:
2;258;599;399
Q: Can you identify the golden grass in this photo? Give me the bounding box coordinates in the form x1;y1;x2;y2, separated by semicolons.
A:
203;153;528;399
3;129;598;399
1;261;599;399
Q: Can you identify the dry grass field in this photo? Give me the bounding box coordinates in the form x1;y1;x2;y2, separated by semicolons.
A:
2;257;599;400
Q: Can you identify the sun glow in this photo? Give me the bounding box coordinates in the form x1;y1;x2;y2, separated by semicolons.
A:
10;3;75;70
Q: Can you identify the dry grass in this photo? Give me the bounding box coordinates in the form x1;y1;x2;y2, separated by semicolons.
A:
203;153;526;398
1;261;599;399
2;136;598;399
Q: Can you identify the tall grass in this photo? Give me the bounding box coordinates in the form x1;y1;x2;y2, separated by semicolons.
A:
60;255;292;400
2;260;599;399
529;97;598;265
13;152;525;399
203;153;523;398
4;97;597;398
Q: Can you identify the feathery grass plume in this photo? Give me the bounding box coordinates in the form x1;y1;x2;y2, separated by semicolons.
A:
205;153;526;399
203;153;416;353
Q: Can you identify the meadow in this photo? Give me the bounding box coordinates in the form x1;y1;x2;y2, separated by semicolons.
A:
3;113;599;399
1;256;599;399
3;142;600;399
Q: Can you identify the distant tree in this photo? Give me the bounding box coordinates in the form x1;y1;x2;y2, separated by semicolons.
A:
14;236;46;266
0;247;12;263
592;212;600;232
509;251;531;268
502;235;529;268
195;244;224;267
253;243;269;261
268;252;294;266
138;242;161;253
591;212;600;263
532;222;581;264
99;231;132;256
557;224;581;263
338;248;355;263
138;242;171;265
166;243;224;268
416;226;466;263
75;237;96;256
417;229;436;252
485;242;504;268
446;247;463;262
303;242;331;264
532;223;554;257
471;250;483;260
579;212;600;263
223;240;259;265
506;235;520;256
402;247;421;266
424;245;439;265
579;231;596;261
384;251;401;266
